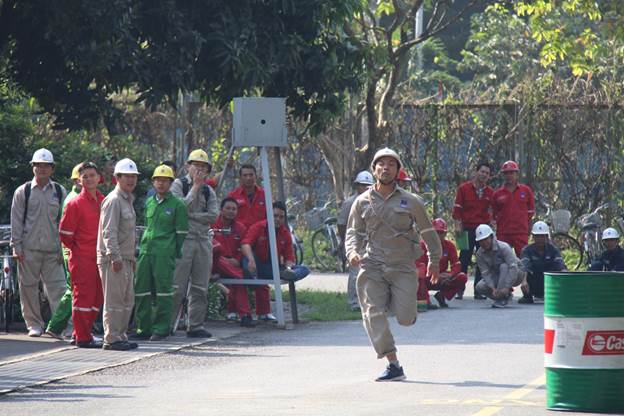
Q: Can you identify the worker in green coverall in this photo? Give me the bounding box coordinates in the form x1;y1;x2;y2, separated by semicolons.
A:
132;165;188;341
45;163;83;339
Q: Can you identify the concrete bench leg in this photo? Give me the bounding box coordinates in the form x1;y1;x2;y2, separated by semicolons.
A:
288;281;298;324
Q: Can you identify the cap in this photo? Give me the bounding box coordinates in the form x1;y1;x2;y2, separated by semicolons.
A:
432;218;447;233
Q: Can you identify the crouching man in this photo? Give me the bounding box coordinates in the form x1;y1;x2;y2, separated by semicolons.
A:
474;224;525;308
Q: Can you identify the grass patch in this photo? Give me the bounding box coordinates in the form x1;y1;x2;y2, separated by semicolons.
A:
282;289;362;321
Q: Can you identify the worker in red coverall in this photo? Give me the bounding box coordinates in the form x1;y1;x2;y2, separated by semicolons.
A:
241;201;310;322
212;197;256;328
416;218;468;309
59;162;105;348
492;161;535;256
227;164;266;229
452;161;493;299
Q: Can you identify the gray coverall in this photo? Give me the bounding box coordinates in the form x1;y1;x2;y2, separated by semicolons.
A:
170;176;218;332
475;238;525;298
97;186;137;345
338;193;359;309
345;186;441;359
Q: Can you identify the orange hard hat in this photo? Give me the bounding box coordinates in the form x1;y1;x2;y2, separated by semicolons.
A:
397;168;412;181
501;160;519;172
432;218;447;233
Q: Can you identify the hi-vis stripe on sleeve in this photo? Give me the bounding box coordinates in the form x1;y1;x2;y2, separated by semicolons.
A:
454;204;463;208
60;230;74;235
421;227;435;233
176;230;188;234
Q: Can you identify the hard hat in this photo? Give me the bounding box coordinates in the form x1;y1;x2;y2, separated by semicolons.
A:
187;149;211;166
70;163;84;180
501;160;519;172
475;224;494;241
354;171;374;185
30;148;54;164
432;218;447;233
371;147;402;171
114;158;140;175
531;221;550;235
397;168;412;182
152;164;175;179
602;227;620;240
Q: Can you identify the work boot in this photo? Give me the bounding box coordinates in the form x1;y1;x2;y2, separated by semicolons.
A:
103;341;132;351
258;313;278;322
240;314;256;327
427;303;439;310
518;295;534;304
129;332;151;340
76;339;104;349
187;329;212;338
226;313;238;322
28;327;43;337
375;363;406;382
434;292;448;308
455;289;464;300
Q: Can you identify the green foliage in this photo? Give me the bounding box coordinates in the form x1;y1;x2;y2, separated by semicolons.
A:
281;289;361;321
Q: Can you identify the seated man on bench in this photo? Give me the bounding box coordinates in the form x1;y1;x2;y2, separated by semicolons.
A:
241;201;310;322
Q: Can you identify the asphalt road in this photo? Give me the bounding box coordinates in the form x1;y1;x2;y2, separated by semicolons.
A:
0;291;603;416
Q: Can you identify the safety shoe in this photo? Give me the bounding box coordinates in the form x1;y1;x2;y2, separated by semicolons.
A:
45;329;64;340
28;327;43;337
240;314;256;328
226;313;238;322
518;295;534;304
187;329;212;338
474;293;487;300
491;300;507;308
427;303;439;310
455;290;464;300
127;341;139;349
434;292;449;308
258;313;278;322
76;339;104;349
534;296;544;303
149;334;168;342
375;363;406;382
103;341;133;351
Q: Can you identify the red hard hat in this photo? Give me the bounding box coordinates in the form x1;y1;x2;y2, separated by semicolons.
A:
501;160;519;172
432;218;447;233
397;168;412;181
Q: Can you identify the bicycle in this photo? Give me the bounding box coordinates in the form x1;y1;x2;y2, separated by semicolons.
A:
577;202;611;267
0;225;19;333
541;203;584;270
306;200;346;272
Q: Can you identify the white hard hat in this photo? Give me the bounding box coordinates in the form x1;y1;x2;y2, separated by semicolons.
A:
114;158;140;175
531;221;550;235
354;171;374;185
475;224;494;241
30;148;54;164
371;147;402;171
602;227;620;240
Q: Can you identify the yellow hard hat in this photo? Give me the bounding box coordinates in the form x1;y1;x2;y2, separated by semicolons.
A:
187;149;209;164
152;164;175;179
70;163;84;180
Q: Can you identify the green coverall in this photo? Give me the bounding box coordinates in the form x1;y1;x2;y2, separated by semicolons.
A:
135;192;188;337
46;185;79;335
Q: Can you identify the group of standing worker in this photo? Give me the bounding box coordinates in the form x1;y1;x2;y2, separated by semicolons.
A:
10;147;309;350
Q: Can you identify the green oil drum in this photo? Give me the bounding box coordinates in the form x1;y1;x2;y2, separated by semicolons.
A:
544;271;624;413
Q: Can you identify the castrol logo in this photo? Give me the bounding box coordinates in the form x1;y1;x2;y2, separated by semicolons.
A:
582;331;624;355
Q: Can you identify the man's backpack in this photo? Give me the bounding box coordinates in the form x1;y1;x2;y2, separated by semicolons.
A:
23;181;63;224
180;177;211;212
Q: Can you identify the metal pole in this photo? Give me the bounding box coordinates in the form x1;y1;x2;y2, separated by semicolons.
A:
274;147;286;203
260;146;285;327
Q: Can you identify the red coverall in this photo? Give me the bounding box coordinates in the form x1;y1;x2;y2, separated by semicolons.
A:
211;216;267;316
492;184;535;256
452;181;493;228
227;185;267;229
241;220;295;315
416;239;468;303
59;189;105;343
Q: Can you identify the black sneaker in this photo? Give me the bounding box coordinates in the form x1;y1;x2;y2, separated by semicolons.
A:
427;303;439;310
187;329;212;338
434;292;448;308
375;363;406;382
240;315;256;328
103;341;132;351
518;295;534;304
76;339;103;349
455;289;464;300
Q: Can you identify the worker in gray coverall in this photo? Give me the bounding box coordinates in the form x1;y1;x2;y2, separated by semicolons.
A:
170;149;218;338
474;224;526;308
345;147;441;382
337;170;374;311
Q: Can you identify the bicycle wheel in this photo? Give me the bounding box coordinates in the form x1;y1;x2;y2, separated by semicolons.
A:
311;228;341;272
293;242;304;266
551;233;583;270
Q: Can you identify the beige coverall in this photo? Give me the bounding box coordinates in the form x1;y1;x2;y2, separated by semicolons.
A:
97;186;137;345
475;238;525;298
10;180;67;332
346;186;441;359
170;176;218;332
